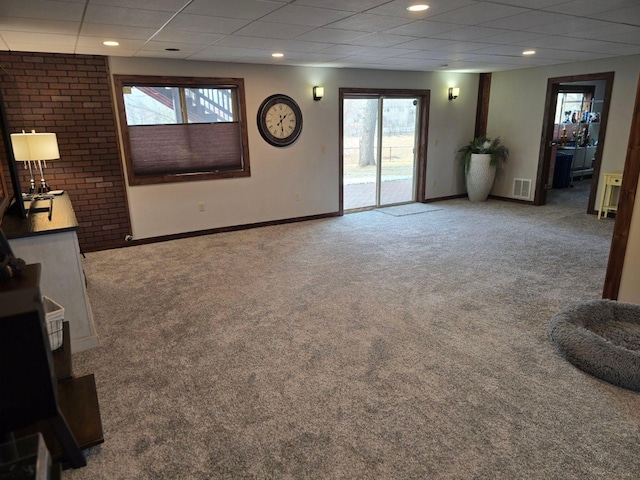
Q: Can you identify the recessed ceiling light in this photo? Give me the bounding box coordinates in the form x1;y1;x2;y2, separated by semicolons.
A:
407;4;429;12
523;50;536;56
272;52;284;58
103;40;119;47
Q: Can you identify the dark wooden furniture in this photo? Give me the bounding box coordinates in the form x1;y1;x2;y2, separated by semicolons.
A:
0;263;103;469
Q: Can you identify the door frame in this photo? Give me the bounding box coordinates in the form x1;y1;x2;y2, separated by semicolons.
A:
603;74;640;299
339;88;430;215
534;71;614;210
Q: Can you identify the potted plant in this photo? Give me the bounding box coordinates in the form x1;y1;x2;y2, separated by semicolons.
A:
457;136;509;202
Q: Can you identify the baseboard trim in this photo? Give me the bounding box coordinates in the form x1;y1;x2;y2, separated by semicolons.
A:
96;211;341;251
488;195;535;205
422;194;467;203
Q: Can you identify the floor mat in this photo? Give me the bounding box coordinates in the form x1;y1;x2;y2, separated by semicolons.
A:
376;203;443;217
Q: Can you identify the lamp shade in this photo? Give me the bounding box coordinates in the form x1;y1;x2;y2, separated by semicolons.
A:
10;131;60;162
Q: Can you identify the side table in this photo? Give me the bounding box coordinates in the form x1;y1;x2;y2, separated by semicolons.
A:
598;172;623;219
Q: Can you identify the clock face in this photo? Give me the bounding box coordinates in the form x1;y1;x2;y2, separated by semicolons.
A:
257;94;303;147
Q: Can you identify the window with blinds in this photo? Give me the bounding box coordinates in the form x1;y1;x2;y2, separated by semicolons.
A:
113;75;250;185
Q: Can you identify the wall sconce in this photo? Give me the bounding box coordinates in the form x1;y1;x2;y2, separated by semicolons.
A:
10;129;60;198
448;87;460;100
313;86;324;101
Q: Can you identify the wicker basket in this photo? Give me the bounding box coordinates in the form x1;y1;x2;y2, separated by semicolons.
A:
43;296;64;351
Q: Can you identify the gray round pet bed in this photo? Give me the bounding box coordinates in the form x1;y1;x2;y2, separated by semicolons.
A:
548;299;640;392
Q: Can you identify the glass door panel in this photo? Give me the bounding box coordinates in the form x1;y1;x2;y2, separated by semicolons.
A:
380;98;417;205
343;98;379;210
343;96;419;210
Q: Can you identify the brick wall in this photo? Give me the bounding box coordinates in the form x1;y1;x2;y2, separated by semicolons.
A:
0;51;130;252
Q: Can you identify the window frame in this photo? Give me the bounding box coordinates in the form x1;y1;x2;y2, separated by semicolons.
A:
113;75;251;186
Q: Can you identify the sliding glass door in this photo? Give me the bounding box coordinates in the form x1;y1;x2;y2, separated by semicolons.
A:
343;96;419;210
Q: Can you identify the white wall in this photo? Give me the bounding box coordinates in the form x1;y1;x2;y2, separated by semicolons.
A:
109;57;478;240
487;55;640;303
486;54;640;202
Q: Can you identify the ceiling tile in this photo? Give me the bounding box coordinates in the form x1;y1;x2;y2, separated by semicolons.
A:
214;36;278;49
488;0;570;8
341;33;417;47
137;41;204;55
164;14;250;34
317;44;376;56
543;0;639;17
432;26;511;42
291;0;390;12
79;23;158;40
391;38;457;50
268;39;331;53
384;20;463;37
427;3;530;26
0;17;79;35
234;21;316;40
183;0;286;20
480;11;570;30
75;36;147;50
599;28;640;45
0;0;85;22
84;5;175;28
527;16;639;37
480;30;547;46
367;0;477;19
326;14;414;33
2;31;76;46
88;0;191;11
150;30;224;45
595;6;640;26
294;28;369;43
260;5;354;27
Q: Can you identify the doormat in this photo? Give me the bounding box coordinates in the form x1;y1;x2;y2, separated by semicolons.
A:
376;203;443;217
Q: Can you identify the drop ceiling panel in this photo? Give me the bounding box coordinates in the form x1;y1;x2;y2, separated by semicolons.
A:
260;5;354;27
367;0;476;19
149;30;224;45
294;28;369;44
432;26;513;42
88;0;190;11
488;0;567;7
79;23;158;40
427;3;530;25
165;14;251;34
480;11;571;30
0;18;80;35
182;0;286;20
234;21;316;40
84;5;175;28
0;0;85;22
543;0;639;17
596;6;640;26
0;0;639;73
342;33;418;48
292;0;390;12
326;14;414;33
384;20;464;38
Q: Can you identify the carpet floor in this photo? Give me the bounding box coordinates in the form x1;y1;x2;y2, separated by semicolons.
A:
64;189;639;479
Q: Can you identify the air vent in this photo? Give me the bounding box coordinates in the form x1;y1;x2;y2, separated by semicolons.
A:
513;178;531;199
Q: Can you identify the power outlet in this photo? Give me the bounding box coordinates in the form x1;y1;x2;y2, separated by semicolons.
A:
295;193;300;201
198;202;205;212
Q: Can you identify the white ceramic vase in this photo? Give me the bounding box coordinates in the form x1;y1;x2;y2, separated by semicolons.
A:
465;153;496;202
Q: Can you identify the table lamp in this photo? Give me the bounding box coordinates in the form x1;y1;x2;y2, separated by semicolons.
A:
10;130;60;199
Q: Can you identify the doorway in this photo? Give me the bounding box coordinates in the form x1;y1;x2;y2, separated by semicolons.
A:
535;72;614;212
339;89;429;213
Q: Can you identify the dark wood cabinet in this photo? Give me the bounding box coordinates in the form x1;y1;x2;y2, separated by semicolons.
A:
0;264;103;469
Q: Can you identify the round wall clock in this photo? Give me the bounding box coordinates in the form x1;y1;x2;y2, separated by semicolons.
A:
257;94;303;147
